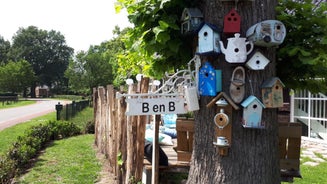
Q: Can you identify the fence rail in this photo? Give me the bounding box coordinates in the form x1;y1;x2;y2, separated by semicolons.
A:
291;90;327;139
57;100;90;120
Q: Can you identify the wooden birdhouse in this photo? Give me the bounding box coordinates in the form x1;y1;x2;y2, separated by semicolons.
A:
223;8;241;34
261;77;285;108
197;23;221;55
245;51;270;70
207;92;239;156
246;20;286;47
181;8;204;35
241;95;265;129
198;61;217;96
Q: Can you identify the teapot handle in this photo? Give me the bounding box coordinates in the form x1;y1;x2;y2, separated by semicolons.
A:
246;41;254;55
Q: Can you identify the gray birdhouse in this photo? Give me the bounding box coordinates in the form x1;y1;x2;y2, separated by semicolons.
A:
246;20;286;47
197;23;221;55
261;77;285;108
245;51;270;70
181;8;204;35
241;95;265;129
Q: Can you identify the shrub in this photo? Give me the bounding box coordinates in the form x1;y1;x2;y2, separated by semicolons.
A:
0;156;16;184
84;120;95;134
0;120;82;181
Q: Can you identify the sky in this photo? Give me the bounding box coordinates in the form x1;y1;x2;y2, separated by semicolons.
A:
0;0;132;53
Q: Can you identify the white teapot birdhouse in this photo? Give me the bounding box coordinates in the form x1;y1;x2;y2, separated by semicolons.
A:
223;8;241;34
198;61;217;96
261;77;285;108
197;23;221;55
246;20;286;47
181;8;204;35
241;95;265;129
219;33;253;63
245;51;270;70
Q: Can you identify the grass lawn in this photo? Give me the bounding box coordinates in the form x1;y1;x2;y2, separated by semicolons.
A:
16;134;101;184
0;112;56;155
0;99;36;110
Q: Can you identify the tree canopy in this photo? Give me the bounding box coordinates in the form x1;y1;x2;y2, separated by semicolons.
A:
0;60;35;93
276;0;327;93
9;26;73;97
0;36;10;64
65;27;126;94
115;0;196;78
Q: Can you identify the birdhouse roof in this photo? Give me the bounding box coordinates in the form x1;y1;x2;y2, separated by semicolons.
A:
226;8;240;17
206;92;239;110
241;95;265;108
261;77;285;88
199;22;221;32
181;8;203;20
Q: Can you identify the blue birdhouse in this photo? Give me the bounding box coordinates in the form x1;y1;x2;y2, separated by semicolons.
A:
197;23;221;55
198;61;217;96
241;95;266;129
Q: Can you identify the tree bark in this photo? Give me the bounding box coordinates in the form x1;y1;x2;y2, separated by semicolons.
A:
187;1;280;183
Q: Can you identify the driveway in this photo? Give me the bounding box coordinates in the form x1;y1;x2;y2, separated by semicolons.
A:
0;99;67;131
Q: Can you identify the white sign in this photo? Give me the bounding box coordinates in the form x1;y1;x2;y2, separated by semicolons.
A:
125;97;186;116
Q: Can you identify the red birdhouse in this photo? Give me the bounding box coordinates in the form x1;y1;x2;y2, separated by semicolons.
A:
223;8;241;34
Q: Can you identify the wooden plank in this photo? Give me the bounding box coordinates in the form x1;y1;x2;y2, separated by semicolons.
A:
280;159;300;170
287;138;301;159
177;151;192;162
176;119;194;131
279;125;302;138
177;131;189;151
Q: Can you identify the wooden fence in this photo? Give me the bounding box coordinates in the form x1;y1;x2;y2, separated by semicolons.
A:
93;77;151;184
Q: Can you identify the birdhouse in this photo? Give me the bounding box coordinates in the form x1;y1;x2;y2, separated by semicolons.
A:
241;95;265;129
246;20;286;47
198;61;217;96
245;51;270;70
207;92;239;156
223;8;241;34
197;23;221;55
181;8;204;35
261;77;285;108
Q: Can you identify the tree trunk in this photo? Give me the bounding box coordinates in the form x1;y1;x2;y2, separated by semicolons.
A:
187;1;280;183
30;83;36;98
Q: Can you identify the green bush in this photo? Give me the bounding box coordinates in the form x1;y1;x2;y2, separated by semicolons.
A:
0;120;82;182
0;156;15;184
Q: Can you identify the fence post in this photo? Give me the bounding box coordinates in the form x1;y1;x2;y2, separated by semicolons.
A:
55;102;63;120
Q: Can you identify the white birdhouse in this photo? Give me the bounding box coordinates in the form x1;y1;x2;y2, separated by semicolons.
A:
245;51;270;70
181;8;204;35
241;95;265;129
197;23;221;55
246;20;286;47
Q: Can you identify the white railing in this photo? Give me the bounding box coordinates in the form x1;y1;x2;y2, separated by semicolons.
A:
291;90;327;140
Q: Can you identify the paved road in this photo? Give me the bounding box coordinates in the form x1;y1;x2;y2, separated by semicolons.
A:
0;99;66;131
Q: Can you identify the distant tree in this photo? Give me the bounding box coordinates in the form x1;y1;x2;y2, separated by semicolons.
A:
276;0;327;93
0;36;11;64
9;26;73;97
65;27;127;93
0;60;35;94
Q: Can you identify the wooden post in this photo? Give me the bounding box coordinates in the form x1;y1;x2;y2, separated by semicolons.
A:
152;115;160;184
107;85;117;173
93;87;99;146
117;93;127;183
125;84;137;184
135;77;150;182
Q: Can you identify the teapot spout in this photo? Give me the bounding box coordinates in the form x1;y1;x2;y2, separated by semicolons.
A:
219;41;226;54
